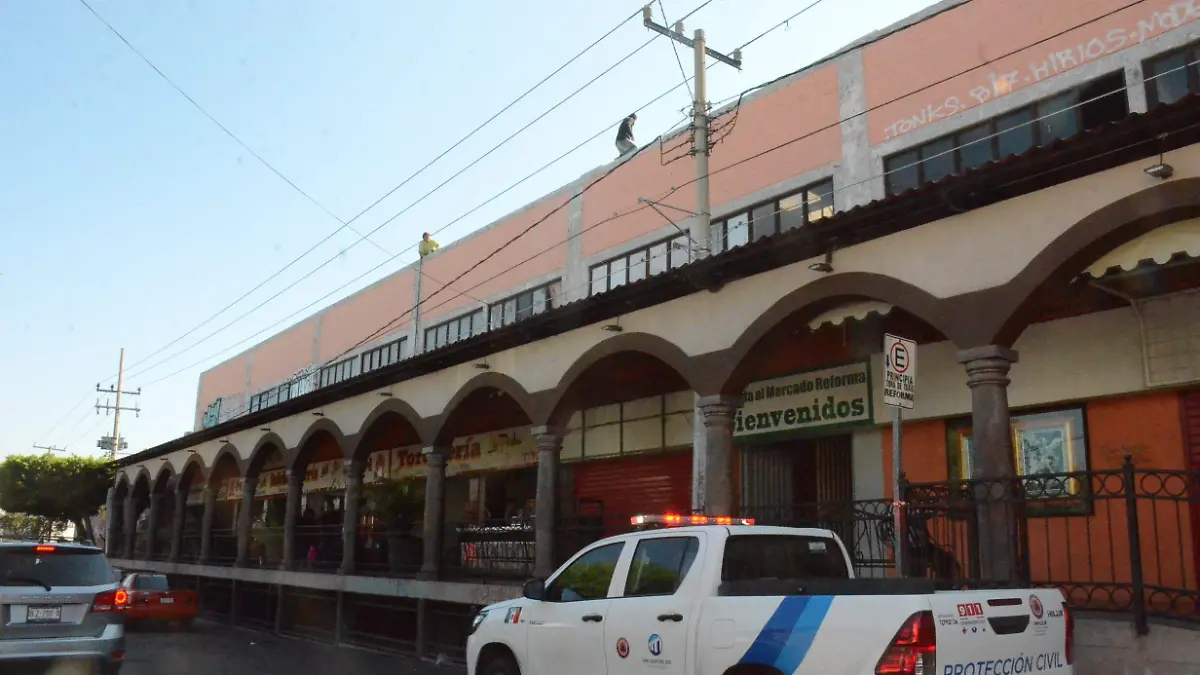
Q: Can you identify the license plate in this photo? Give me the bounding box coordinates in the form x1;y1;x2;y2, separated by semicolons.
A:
27;605;62;623
159;597;174;604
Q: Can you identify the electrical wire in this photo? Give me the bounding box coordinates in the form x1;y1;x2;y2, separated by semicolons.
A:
77;0;648;382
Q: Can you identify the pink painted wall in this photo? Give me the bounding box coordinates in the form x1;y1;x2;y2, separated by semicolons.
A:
247;318;318;392
418;194;569;324
194;355;248;429
581;64;842;257
317;269;415;362
864;0;1200;144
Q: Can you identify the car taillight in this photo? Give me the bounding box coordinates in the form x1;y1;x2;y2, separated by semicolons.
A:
93;589;129;613
876;611;936;675
1063;603;1074;665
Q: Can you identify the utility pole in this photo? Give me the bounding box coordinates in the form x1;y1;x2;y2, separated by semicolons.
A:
95;348;142;460
642;6;742;260
32;444;66;453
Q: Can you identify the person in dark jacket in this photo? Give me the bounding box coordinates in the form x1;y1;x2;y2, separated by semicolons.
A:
615;113;637;156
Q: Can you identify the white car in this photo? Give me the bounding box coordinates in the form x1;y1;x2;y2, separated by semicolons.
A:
467;514;1073;675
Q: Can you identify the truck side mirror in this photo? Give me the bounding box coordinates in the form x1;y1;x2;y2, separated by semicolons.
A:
522;578;545;601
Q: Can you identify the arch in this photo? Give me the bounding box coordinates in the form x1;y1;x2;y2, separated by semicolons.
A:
288;416;347;471
543;333;701;427
718;272;955;394
206;444;244;491
986;178;1200;346
130;468;152;499
431;372;539;446
151;462;175;494
114;472;131;495
350;397;428;462
246;432;288;478
177;454;206;493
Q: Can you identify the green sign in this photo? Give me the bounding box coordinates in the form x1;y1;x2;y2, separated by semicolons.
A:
735;361;872;440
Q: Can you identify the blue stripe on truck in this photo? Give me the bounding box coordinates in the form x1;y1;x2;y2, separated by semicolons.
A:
737;596;833;672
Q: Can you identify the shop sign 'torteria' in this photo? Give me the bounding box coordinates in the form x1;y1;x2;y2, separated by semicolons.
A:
388;427;538;479
735;361;872;438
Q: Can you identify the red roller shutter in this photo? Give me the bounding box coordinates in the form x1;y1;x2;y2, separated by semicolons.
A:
1182;390;1200;587
574;451;693;522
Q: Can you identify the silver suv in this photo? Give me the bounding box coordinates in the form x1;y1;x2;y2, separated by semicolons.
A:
0;541;127;674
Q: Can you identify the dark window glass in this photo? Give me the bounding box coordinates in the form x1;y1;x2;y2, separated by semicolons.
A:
1146;51;1191;107
547;542;624;602
0;548;115;587
996;108;1035;158
957;124;994;171
749;203;776;241
885;150;921;195
514;292;533;322
920;136;956;183
132;574;170;591
624;537;700;597
722;535;849;581
778;194;805;232
1036;91;1078;144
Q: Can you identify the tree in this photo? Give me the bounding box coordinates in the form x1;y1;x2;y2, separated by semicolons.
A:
0;454;115;542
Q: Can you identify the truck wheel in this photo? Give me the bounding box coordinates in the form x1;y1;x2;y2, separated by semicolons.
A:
480;653;520;675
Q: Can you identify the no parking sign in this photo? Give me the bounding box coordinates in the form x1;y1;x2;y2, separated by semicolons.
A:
883;333;916;409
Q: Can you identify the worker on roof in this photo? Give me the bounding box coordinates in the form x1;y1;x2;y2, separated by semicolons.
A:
615;113;637;157
419;232;439;257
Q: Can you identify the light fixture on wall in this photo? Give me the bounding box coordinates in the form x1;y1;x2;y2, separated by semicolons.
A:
602;318;623;333
379;391;393;398
312;411;325;417
809;238;837;274
473;362;491;370
260;427;271;433
218;439;230;444
1144;134;1174;180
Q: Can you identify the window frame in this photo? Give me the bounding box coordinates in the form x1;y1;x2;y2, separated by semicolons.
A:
712;179;834;253
423;310;484;352
621;535;701;598
361;336;407;373
544;541;626;603
1144;43;1200;109
488;280;561;329
587;233;691;296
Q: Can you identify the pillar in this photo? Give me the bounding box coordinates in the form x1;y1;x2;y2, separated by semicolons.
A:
957;345;1021;582
103;487;117;556
532;426;563;578
198;487;216;564
121;496;136;559
235;475;258;567
144;494;161;560
169;488;185;563
339;460;364;575
696;395;740;516
420;447;449;579
281;468;303;570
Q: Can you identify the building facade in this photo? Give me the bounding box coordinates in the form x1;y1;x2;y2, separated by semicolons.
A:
111;0;1200;662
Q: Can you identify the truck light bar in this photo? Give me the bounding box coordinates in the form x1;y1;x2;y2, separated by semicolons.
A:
630;514;755;526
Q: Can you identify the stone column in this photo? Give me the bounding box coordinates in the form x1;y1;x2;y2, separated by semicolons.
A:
420;447;449;579
532;426;563;579
339;460;365;575
169;488;185;563
198;487;216;564
957;345;1021;582
696;395;740;516
281;468;303;570
103;487;117;556
144;494;161;560
122;496;136;559
235;475;259;567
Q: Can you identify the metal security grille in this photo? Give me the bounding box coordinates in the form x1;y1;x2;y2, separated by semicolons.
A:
1141;288;1200;387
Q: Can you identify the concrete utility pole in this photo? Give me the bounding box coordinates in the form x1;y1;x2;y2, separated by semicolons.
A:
642;6;742;260
95;348;142;460
32;444;66;453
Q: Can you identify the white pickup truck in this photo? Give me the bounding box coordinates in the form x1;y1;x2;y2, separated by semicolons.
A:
467;515;1073;675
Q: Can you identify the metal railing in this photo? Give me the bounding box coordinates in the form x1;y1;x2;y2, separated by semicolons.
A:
294;524;343;572
207;527;238;566
444;519;535;580
354;524;423;578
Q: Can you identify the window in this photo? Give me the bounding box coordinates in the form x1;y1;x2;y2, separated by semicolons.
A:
424;311;484;352
946;406;1090;515
624;537;699;597
1145;44;1200;108
712;179;834;252
589;235;689;296
721;535;849;582
883;71;1129;196
488;280;560;329
361;337;406;373
546;542;624;602
132;574;170;591
0;547;116;587
319;357;356;388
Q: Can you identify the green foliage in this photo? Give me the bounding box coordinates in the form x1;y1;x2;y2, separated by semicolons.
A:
0;454;115;528
0;512;64;541
365;478;423;528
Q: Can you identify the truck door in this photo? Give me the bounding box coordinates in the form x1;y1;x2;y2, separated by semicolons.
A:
603;533;704;675
524;541;627;675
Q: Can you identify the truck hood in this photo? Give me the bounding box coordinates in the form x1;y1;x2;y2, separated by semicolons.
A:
480;598;522;614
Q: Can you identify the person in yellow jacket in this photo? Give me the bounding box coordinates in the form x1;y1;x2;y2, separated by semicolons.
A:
419;232;439;257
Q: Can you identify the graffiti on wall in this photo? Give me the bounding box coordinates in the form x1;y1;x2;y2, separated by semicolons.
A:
881;0;1200;140
201;398;222;429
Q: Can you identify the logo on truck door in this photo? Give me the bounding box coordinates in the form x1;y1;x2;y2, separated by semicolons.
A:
616;638;630;658
1029;595;1044;620
648;634;663;656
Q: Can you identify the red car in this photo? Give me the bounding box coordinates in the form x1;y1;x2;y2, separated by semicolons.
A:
120;573;198;627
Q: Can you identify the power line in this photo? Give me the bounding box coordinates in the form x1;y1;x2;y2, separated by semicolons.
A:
76;0;649;382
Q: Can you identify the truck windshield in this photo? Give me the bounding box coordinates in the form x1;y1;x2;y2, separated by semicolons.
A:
722;535;848;581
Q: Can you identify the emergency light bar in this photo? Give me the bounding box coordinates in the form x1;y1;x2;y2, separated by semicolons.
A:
630;514;755;527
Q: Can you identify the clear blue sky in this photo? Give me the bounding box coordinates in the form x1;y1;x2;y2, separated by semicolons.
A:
0;0;937;460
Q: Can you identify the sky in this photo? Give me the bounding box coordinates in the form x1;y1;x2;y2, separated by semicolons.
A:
0;0;940;460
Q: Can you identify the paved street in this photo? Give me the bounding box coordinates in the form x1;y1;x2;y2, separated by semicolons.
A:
122;622;462;675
